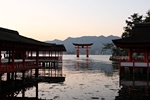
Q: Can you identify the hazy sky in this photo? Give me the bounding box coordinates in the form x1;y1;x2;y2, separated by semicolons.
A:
0;0;150;41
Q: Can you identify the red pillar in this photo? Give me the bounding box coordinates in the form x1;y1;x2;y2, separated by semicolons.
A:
144;50;148;62
35;50;39;78
86;46;89;57
31;51;33;58
12;50;15;70
23;50;26;68
76;46;80;57
36;50;39;66
128;49;132;61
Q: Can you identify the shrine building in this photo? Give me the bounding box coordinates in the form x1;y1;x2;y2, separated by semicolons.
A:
112;22;150;71
0;27;66;93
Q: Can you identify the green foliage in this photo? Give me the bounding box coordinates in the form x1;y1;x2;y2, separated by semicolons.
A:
101;43;114;54
121;10;150;39
121;13;143;38
144;10;150;22
101;43;128;56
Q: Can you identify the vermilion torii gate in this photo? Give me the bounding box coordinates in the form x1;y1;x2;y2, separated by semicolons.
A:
73;43;93;57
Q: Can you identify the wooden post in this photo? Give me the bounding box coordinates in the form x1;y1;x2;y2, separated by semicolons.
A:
12;50;15;70
0;74;2;93
11;72;14;87
7;73;10;81
86;46;89;57
128;49;132;61
77;46;80;57
22;71;25;84
23;50;26;69
31;51;33;58
22;88;25;98
35;50;39;78
36;83;38;99
145;50;148;62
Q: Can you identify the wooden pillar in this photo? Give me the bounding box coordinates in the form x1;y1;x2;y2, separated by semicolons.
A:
128;49;132;61
31;51;33;58
12;50;15;69
11;72;14;87
77;46;80;57
36;83;38;99
35;50;39;78
22;71;25;84
7;73;10;81
55;51;56;57
49;50;50;57
8;51;11;63
86;46;89;57
14;72;17;80
144;50;148;62
23;50;26;69
36;50;39;66
22;88;25;98
51;62;52;77
0;74;2;93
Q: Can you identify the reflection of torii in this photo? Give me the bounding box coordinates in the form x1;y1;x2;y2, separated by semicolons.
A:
73;43;93;57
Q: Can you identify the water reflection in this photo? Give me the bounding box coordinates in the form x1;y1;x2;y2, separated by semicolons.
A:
61;55;120;100
116;67;150;100
67;55;119;76
0;79;39;99
0;55;121;100
75;58;89;70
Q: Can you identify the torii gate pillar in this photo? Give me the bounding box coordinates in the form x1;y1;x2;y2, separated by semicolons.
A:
73;43;93;57
86;46;89;57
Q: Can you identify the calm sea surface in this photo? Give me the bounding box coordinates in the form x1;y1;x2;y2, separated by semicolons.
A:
18;55;120;100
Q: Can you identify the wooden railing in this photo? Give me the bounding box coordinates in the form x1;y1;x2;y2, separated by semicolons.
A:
28;56;60;61
0;61;42;73
120;60;150;68
0;56;62;73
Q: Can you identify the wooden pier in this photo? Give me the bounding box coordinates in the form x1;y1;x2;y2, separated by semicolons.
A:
0;27;66;98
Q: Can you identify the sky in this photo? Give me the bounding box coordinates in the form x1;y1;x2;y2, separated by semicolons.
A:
0;0;150;41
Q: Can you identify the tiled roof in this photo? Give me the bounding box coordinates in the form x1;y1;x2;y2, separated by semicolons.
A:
0;27;66;51
112;23;150;48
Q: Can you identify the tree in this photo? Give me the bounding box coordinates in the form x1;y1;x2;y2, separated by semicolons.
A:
121;10;150;39
144;10;150;22
121;13;143;38
101;43;114;54
111;10;150;57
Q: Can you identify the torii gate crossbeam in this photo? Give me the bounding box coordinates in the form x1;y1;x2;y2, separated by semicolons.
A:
73;43;93;57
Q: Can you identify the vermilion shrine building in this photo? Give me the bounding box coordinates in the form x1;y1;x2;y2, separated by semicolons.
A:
0;27;66;95
113;23;150;97
113;23;150;71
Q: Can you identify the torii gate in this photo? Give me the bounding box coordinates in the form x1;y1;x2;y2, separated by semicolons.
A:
73;43;93;57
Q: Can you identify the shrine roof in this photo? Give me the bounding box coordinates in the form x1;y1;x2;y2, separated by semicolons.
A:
0;27;66;51
112;23;150;48
73;43;93;46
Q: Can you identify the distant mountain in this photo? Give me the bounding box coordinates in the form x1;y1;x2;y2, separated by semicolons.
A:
45;35;120;54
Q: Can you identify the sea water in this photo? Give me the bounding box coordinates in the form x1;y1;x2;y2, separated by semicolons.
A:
18;55;120;100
